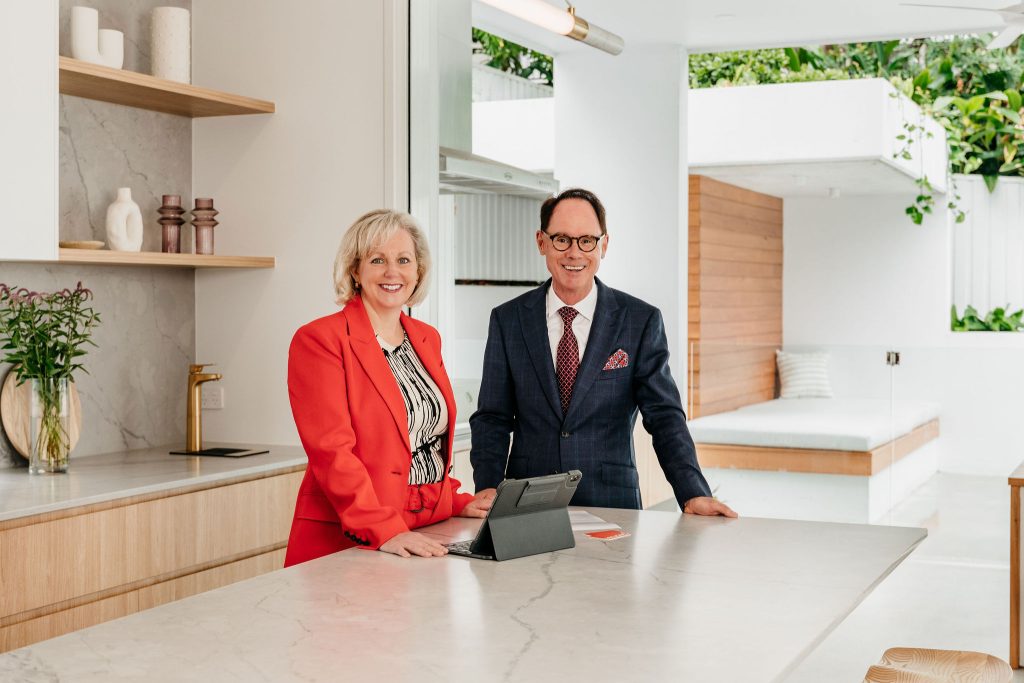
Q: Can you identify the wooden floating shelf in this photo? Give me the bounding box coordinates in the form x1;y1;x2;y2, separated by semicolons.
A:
57;249;275;269
58;57;275;117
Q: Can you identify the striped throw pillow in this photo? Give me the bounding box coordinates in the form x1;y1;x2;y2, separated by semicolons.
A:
776;350;833;399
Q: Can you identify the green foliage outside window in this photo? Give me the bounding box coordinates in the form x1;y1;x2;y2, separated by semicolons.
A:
690;37;1024;224
472;28;553;86
951;304;1024;331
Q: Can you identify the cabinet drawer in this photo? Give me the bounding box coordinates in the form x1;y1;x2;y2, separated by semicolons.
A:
0;471;302;620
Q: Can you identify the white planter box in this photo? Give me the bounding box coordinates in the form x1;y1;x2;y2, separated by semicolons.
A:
689;78;947;197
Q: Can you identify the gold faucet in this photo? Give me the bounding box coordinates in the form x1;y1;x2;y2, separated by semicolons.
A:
187;364;222;452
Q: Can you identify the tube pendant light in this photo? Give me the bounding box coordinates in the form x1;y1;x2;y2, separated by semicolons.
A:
478;0;624;55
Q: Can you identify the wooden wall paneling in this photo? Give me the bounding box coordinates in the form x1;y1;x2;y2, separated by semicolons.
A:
695;211;782;237
699;276;783;292
696;393;776;418
700;242;784;264
701;260;782;279
693;374;777;406
699;226;783;250
689;175;783;418
693;175;784;211
691;196;782;225
698;290;781;308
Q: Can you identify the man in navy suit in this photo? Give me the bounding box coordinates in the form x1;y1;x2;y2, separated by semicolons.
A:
470;188;736;515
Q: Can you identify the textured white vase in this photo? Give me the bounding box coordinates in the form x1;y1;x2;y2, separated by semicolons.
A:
106;188;143;252
70;6;124;69
151;7;190;83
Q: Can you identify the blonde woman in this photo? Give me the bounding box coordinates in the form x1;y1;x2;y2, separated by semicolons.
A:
284;209;490;565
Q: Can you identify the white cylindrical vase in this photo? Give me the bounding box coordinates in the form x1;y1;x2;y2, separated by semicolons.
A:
71;6;123;68
151;7;190;83
106;188;144;252
98;29;124;69
70;6;100;62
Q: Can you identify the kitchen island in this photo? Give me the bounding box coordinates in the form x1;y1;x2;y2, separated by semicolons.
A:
0;444;306;651
0;507;924;682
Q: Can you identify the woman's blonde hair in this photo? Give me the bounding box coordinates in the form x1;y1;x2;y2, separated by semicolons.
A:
332;209;431;307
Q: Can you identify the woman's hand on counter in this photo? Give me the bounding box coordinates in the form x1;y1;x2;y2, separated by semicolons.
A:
379;531;449;558
459;489;496;518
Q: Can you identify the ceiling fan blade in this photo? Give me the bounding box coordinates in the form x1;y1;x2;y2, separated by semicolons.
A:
903;1;1024;12
987;24;1024;48
900;2;1009;11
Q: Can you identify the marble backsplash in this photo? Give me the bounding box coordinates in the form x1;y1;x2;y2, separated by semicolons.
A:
0;266;195;468
0;0;196;468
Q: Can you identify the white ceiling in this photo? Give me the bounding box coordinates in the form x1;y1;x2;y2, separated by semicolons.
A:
472;0;1006;55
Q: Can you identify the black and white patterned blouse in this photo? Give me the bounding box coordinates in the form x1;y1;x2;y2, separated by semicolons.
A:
378;334;448;485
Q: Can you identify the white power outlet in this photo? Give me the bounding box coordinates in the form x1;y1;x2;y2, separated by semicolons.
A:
201;385;224;410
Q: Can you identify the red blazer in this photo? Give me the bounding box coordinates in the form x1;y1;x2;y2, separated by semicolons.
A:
283;295;473;566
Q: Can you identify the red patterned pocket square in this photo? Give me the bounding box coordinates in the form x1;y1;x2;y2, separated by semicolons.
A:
603;349;629;370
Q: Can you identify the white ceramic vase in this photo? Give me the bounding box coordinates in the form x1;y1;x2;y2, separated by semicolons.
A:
106;188;143;252
151;7;190;83
70;6;124;69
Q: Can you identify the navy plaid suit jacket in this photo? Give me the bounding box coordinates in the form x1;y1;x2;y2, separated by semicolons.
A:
470;278;712;509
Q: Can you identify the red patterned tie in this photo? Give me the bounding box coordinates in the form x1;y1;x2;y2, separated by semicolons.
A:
556;306;580;414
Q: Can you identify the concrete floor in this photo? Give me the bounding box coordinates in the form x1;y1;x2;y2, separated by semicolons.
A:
784;472;1021;681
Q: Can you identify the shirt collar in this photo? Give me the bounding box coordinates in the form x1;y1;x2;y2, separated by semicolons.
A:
546;283;598;322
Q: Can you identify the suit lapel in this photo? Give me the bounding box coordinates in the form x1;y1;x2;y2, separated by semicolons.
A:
521;282;563;417
343;297;411;452
565;279;625;422
403;317;456;463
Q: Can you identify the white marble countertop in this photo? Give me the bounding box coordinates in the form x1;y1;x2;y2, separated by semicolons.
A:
0;508;925;682
0;443;306;524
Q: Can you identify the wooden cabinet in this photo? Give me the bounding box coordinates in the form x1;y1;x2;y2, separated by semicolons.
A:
0;468;302;652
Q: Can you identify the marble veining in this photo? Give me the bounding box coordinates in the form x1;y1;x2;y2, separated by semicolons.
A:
0;510;925;682
0;443;304;522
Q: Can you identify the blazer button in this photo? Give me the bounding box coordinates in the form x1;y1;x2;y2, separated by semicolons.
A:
560;431;570;438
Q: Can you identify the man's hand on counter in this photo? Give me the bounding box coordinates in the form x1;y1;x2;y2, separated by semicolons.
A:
683;496;738;518
459;489;496;518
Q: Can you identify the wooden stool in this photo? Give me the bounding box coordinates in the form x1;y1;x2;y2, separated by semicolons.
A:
861;647;1012;683
863;665;943;683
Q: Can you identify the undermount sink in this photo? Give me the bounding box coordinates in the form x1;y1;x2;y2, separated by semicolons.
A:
169;447;269;458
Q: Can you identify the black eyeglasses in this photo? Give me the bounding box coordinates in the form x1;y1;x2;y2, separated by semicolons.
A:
544;232;604;252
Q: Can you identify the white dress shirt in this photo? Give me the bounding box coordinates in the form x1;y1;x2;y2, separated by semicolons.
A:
545;284;598;369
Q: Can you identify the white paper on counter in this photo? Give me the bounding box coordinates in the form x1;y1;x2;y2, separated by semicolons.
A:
569;510;621;532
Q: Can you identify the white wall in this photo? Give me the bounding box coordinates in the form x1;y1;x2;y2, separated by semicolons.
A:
472;99;554;172
555;46;689;379
1;0;57;260
953;173;1024;315
784;195;950;347
192;0;402;446
783;195;1024;475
